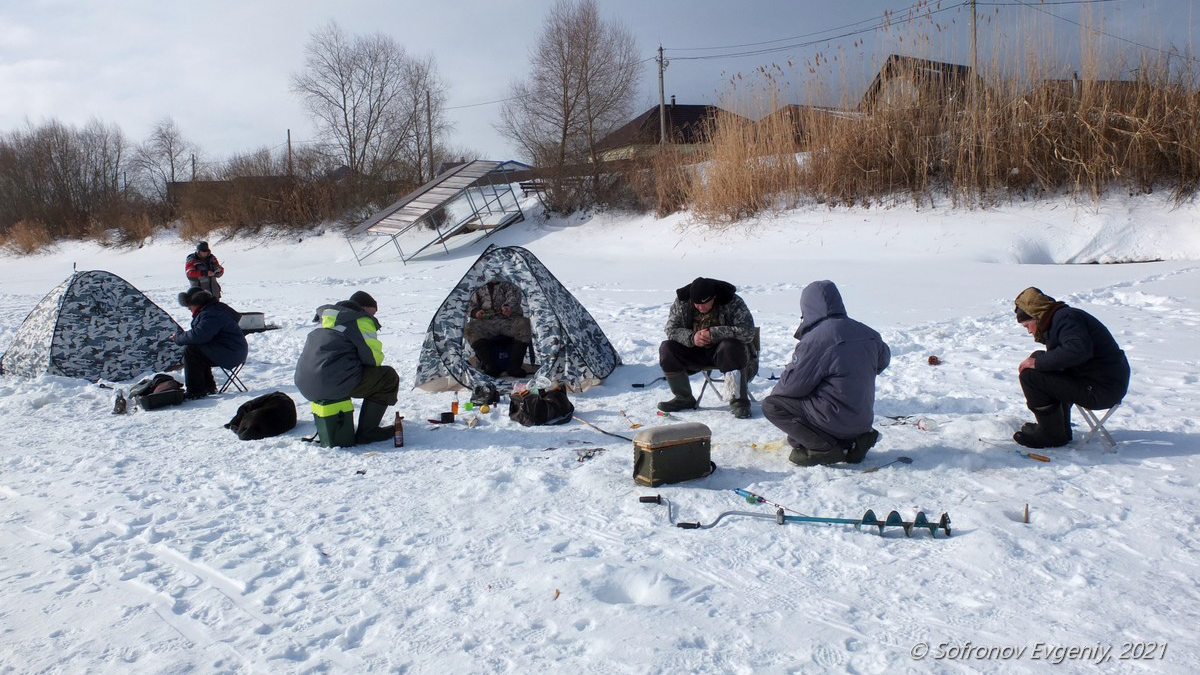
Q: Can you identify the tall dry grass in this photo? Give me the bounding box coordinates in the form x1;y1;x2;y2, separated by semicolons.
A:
662;11;1200;221
1;219;55;254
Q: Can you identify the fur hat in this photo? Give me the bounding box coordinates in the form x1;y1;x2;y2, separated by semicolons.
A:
196;241;210;253
689;277;717;304
178;287;212;307
349;290;377;309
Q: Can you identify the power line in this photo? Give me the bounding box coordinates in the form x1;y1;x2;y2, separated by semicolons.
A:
666;2;916;52
666;2;966;61
1009;0;1200;65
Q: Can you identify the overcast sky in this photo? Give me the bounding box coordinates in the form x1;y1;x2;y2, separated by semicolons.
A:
2;0;1195;167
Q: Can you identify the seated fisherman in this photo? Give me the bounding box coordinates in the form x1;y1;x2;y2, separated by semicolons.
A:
172;287;248;399
464;280;533;377
657;277;756;419
1011;286;1130;449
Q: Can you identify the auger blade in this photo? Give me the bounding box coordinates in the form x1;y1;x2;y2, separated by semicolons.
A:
859;509;880;532
939;512;952;537
912;511;932;535
883;510;909;536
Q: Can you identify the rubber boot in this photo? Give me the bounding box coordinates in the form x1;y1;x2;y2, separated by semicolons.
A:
472;340;503;377
355;399;395;444
657;372;697;412
506;341;529;377
788;445;845;467
844;428;880;464
727;369;751;419
1013;404;1070;449
1021;404;1072;441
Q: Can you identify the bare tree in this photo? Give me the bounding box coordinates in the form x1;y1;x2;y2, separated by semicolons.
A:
498;0;641;210
132;117;195;202
292;22;450;185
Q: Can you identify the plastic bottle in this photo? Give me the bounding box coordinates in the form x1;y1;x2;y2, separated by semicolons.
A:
112;389;127;415
451;392;459;415
394;413;405;447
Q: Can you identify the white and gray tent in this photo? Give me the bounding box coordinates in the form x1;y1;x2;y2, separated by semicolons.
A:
415;245;621;392
0;270;184;383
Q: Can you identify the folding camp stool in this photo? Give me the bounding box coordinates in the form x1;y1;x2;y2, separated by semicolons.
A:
695;328;761;408
1076;403;1120;451
218;363;247;394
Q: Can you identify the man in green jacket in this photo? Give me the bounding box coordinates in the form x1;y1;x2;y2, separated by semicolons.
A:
294;291;399;443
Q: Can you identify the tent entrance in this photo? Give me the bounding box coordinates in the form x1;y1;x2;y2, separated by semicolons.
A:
347;160;525;265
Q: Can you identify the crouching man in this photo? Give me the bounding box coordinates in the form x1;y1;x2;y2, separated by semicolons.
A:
763;280;890;466
294;291;399;444
657;277;757;419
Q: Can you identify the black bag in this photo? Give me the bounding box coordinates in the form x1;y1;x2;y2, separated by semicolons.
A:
130;373;185;410
508;387;574;426
470;383;500;407
224;391;298;441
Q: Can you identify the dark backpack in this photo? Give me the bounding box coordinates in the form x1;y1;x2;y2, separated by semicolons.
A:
508;387;574;426
224;391;298;441
130;374;185;410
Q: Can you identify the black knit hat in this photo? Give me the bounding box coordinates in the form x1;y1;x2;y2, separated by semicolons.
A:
196;241;210;252
349;290;377;309
1015;306;1033;322
689;277;717;304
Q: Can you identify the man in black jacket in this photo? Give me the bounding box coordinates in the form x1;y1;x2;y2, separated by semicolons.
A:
1012;287;1130;449
172;287;248;399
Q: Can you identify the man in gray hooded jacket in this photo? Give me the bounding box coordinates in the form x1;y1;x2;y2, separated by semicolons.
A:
763;280;890;466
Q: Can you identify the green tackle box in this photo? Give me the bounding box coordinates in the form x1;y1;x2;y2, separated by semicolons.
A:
633;422;714;487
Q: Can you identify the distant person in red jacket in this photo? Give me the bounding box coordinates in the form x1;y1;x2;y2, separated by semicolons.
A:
185;241;224;300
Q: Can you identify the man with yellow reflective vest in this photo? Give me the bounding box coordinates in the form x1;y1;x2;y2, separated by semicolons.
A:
294;290;399;444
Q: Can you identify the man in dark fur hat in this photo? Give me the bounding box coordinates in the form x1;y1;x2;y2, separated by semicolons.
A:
657;277;757;418
172;287;248;399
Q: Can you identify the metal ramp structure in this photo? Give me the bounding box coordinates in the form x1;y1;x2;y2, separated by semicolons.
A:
347;160;525;265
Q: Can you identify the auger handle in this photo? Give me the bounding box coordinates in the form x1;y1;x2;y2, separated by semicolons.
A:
676;522;701;529
639;495;662;504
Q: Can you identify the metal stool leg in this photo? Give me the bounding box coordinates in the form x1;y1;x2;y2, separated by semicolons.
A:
219;364;247;394
1076;404;1119;451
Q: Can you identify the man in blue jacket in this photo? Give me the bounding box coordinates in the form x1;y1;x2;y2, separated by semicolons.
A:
294;291;399;444
1012;287;1129;449
172;287;249;399
762;280;891;467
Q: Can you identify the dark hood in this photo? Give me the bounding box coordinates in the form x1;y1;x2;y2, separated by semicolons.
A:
795;280;846;338
675;278;737;305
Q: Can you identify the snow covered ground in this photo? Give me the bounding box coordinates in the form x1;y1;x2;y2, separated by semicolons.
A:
2;193;1199;674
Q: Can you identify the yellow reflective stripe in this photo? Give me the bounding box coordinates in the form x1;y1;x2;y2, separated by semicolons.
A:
358;316;384;366
320;309;340;329
311;399;353;416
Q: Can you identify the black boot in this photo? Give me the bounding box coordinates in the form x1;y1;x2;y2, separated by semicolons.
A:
727;369;751;419
844;428;880;464
789;445;846;467
657;372;697;412
1014;404;1070;449
506;341;529;377
1021;405;1072;441
355;399;395;444
472;340;503;377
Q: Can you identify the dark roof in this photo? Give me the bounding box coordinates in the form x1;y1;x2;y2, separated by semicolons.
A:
860;54;977;110
597;104;736;150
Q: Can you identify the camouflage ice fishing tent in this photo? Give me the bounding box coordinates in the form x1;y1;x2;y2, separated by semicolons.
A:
0;270;184;383
415;245;621;392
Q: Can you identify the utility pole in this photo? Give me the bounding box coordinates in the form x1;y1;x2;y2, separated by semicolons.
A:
426;89;435;181
657;45;668;145
287;129;294;178
191;153;196;181
969;0;978;74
